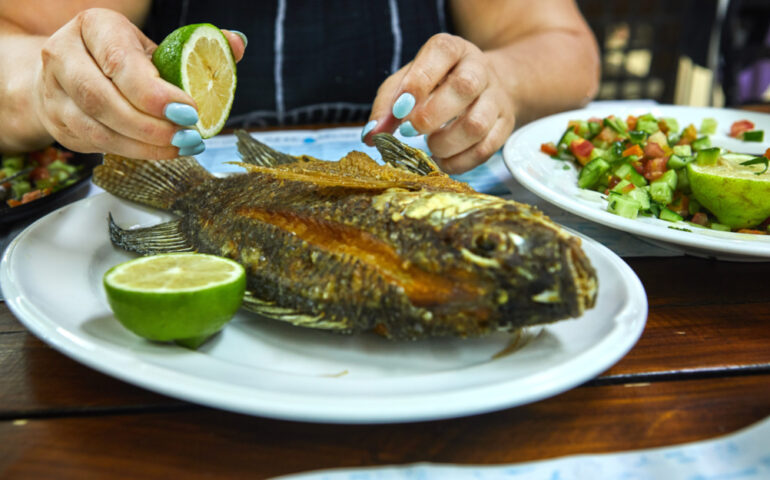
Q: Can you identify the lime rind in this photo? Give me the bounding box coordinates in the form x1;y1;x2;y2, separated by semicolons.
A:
103;253;246;346
152;23;236;139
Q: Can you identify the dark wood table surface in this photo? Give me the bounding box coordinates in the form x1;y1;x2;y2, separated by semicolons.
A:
2;130;770;479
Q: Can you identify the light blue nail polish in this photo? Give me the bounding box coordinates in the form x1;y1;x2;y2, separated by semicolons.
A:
360;120;377;141
178;142;205;156
399;121;419;137
164;103;199;126
171;129;202;148
392;93;415;119
230;30;248;48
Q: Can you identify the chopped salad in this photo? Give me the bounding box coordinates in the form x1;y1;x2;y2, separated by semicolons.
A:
1;146;81;208
541;114;770;234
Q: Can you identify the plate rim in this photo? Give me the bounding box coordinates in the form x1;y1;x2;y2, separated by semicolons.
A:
503;105;770;259
1;193;648;424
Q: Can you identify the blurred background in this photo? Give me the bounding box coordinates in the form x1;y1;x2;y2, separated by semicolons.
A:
576;0;770;108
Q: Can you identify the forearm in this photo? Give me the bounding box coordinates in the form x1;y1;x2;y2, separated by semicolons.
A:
0;19;51;153
487;27;600;127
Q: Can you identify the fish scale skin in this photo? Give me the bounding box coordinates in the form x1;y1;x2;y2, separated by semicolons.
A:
167;172;592;339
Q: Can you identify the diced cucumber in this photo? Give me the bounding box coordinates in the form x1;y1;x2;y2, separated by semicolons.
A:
637;118;660;134
676;168;691;194
710;223;731;232
607;192;641;219
700;117;717;135
652;169;678;190
672;145;692;157
742;130;764;142
610;179;633;194
588;121;602;136
613;163;648;187
11;180;31;199
691;136;712;151
695;147;721;166
2;155;24;171
688;198;701;215
659;207;683;222
629;130;648;145
626;184;651;210
589;147;607;161
650;181;673;205
667;154;693;170
578;158;611;189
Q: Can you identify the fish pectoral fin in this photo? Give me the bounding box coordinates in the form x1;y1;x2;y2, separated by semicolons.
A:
373;133;443;176
242;292;350;331
108;213;194;255
235;130;300;167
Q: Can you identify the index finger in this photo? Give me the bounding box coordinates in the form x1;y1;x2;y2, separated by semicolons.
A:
80;9;196;118
391;33;469;117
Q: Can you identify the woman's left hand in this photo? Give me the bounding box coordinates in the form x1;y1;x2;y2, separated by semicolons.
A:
362;33;516;174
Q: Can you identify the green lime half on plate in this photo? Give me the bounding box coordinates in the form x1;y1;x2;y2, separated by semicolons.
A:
103;252;246;349
687;153;770;230
153;23;237;138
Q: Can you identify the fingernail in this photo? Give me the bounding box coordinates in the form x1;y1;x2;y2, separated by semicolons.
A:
398;121;419;137
392;93;415;119
230;30;248;48
164;103;198;126
178;142;205;156
360;120;377;141
171;129;202;148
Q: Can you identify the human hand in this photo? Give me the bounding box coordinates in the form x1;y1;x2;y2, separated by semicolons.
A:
31;8;247;159
362;33;515;174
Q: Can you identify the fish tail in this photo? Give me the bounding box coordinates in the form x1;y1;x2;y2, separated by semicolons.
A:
108;213;195;255
93;155;213;210
235;130;299;167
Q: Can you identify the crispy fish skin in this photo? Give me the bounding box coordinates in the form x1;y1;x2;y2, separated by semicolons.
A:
94;132;597;339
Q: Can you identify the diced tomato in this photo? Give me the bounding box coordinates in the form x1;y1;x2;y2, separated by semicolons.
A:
540;142;558;156
29;166;50;182
644;142;666;159
626;115;638;131
691;212;709;226
569;138;594;166
21;190;44;204
657;120;669;135
729;120;755;139
631;159;645;174
6;199;21;208
643;157;668;181
588;116;603;124
737;229;765;235
622;144;644;158
607;175;621;190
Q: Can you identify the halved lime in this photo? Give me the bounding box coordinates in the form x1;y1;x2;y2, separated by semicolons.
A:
687;153;770;229
103;253;246;348
153;23;237;138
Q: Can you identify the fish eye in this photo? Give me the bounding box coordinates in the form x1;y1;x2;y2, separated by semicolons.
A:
473;231;505;254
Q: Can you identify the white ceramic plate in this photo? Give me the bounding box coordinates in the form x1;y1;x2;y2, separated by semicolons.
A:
1;193;647;424
503;105;770;260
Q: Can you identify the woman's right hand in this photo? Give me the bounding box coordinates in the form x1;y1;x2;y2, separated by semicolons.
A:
31;8;245;159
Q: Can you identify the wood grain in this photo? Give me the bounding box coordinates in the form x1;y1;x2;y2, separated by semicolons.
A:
1;375;768;480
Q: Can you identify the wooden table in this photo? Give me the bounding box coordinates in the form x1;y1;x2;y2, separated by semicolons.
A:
1;164;769;479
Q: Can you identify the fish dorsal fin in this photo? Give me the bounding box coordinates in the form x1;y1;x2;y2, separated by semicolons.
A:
235;130;300;167
226;162;422;191
242;292;352;330
373;133;442;176
108;214;194;255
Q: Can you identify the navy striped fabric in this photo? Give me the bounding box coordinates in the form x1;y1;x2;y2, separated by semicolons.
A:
143;0;450;127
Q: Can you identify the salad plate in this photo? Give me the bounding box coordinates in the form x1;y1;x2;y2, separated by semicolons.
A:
1;193;647;424
503;105;770;260
0;148;101;225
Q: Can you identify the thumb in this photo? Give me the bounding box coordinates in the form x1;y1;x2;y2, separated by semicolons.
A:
362;64;411;145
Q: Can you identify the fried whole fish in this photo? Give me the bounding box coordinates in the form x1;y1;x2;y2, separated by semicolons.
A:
93;131;597;339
